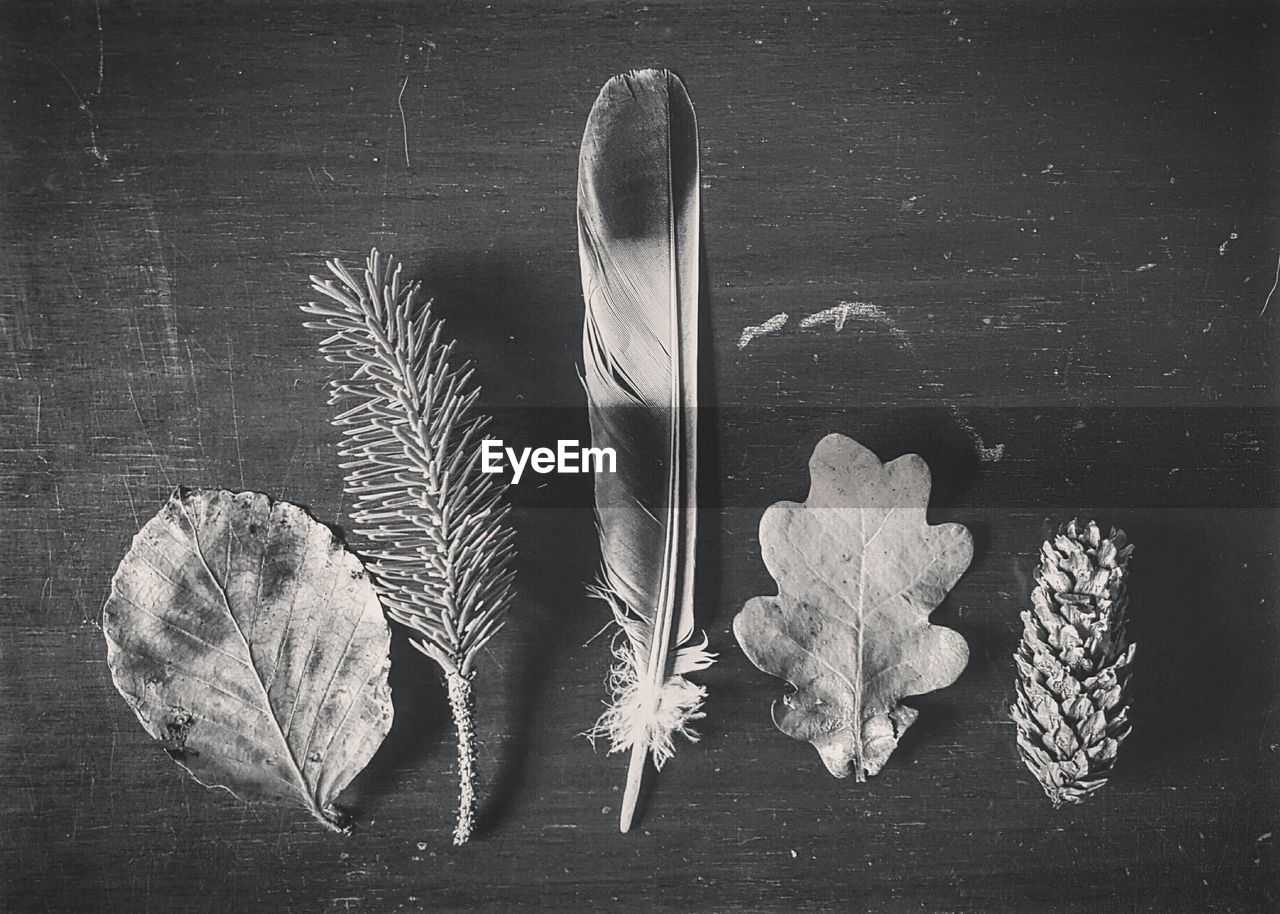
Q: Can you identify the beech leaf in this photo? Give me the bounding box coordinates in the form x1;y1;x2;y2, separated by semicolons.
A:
103;488;394;831
733;434;971;780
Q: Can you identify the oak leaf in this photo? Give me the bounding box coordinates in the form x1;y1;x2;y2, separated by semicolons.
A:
733;434;971;779
103;488;393;830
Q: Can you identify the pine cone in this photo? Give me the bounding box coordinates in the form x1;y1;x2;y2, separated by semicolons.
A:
1011;519;1135;807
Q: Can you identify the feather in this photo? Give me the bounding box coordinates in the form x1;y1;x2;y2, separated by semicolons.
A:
577;68;715;833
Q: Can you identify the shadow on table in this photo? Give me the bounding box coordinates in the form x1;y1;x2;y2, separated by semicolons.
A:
348;631;452;823
1115;513;1265;770
416;248;598;836
413;247;584;408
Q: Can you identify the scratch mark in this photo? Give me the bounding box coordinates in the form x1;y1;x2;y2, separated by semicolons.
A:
2;285;33;356
377;26;407;237
279;439;302;501
185;342;205;455
397;75;411;167
802;299;1004;462
94;0;105;97
227;351;246;489
139;199;181;374
948;403;1005;463
801;302;858;332
131;317;154;380
65;265;84;299
34;391;41;449
800;301;914;350
231;239;256;311
122;475;140;528
1135;263;1157;273
188;337;220;367
89;221;109;257
1261;252;1280;316
321;166;335;182
1101;256;1116;293
125;379;173;488
737;312;789;349
36;47;107;164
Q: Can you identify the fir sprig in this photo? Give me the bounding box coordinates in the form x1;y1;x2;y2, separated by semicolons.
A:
303;249;515;844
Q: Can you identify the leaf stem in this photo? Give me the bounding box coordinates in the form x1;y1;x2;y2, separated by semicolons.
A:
313;803;351;834
446;669;477;845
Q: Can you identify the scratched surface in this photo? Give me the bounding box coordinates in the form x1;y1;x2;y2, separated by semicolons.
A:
2;1;1277;911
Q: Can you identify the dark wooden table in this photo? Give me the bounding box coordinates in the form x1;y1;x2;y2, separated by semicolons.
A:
3;2;1277;911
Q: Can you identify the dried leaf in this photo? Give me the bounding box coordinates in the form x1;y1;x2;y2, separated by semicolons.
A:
733;434;971;780
103;488;394;831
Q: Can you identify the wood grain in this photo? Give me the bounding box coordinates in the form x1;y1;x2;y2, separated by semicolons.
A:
2;1;1276;911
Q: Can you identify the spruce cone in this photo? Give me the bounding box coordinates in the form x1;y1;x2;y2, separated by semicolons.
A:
1011;519;1135;807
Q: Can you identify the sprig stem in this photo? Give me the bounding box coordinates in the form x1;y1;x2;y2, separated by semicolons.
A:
446;669;477;845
